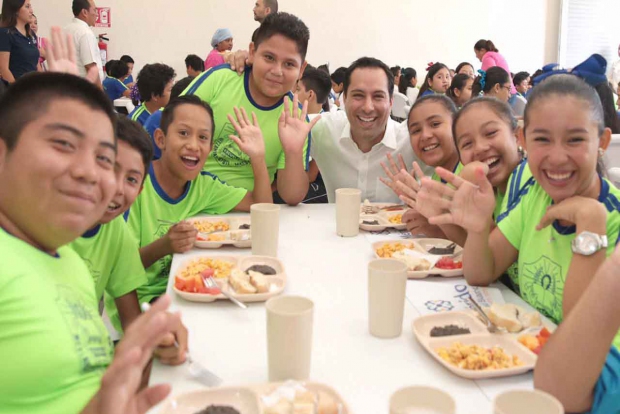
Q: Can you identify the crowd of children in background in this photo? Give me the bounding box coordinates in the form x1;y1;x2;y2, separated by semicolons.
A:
2;0;620;412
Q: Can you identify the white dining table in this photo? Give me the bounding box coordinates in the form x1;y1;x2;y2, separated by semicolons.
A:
113;97;135;114
148;204;553;414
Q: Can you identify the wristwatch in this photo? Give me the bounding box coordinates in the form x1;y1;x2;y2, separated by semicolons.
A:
571;231;608;256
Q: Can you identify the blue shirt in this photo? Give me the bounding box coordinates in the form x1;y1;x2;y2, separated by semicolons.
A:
0;27;39;80
102;77;128;102
123;74;134;85
143;110;163;160
589;347;620;414
128;103;152;127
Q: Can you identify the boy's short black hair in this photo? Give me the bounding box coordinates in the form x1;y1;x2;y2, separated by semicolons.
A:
0;73;116;151
160;95;214;136
513;71;530;86
254;12;310;61
120;55;135;65
115;116;153;177
185;54;205;72
105;59;117;76
331;67;347;85
171;77;193;100
390;66;401;77
136;63;176;102
344;57;394;99
109;60;129;79
72;0;91;17
300;67;331;104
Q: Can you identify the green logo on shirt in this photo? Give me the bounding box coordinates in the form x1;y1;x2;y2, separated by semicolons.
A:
520;256;564;322
55;284;113;374
212;122;250;167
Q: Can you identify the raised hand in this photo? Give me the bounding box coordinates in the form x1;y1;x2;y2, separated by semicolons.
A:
46;27;99;84
278;94;321;155
225;50;249;74
228;107;266;160
402;208;445;237
423;166;496;233
379;153;408;196
81;296;180;414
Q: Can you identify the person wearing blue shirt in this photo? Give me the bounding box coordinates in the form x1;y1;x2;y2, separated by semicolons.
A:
0;0;39;84
534;246;620;414
129;63;175;127
120;55;135;86
143;75;193;160
102;60;130;101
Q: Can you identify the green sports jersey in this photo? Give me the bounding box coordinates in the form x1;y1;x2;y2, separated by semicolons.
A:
0;229;112;413
183;65;310;190
127;164;247;303
70;216;147;332
497;175;620;349
431;161;463;183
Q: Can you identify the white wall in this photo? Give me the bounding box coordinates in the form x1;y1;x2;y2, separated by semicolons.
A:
35;0;562;79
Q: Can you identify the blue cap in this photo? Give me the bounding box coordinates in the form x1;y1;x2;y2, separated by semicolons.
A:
211;28;233;48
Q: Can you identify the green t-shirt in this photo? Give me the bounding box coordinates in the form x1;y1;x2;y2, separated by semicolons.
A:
431;162;463;183
70;216;147;332
0;229;113;414
127;164;247;303
182;65;310;190
497;175;620;348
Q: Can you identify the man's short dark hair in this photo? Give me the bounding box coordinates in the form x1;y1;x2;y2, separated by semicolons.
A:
72;0;91;17
0;73;116;151
109;60;129;79
344;57;394;99
513;71;530;87
171;77;194;100
264;0;278;13
300;67;331;104
160;95;214;136
185;54;205;72
136;63;176;102
330;67;347;85
119;55;134;65
115;116;153;175
254;12;309;61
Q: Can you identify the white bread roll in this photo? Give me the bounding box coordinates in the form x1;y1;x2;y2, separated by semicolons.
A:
248;270;270;293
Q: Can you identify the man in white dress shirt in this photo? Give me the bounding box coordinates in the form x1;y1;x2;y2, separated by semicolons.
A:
310;57;431;203
64;0;104;86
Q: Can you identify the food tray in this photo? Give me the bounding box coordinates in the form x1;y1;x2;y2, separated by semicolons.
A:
173;255;286;303
412;311;537;379
158;381;350;414
359;202;408;231
372;239;464;279
188;216;252;249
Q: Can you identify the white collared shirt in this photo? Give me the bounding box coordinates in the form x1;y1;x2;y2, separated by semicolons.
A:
64;18;104;82
310;111;432;203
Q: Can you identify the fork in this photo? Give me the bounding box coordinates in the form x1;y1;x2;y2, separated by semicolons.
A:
203;275;248;309
362;204;406;215
140;303;223;387
467;296;500;334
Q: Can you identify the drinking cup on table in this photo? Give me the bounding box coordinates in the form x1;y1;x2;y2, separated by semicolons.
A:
251;203;280;257
266;295;314;381
335;188;361;237
368;259;407;338
493;389;564;414
389;386;456;414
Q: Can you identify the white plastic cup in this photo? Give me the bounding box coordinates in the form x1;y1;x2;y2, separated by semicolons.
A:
368;259;408;338
335;188;361;237
251;203;280;257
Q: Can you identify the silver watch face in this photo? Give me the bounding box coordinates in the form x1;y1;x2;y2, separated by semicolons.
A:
574;234;600;255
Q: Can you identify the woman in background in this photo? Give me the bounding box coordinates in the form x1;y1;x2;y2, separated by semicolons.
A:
474;39;515;94
0;0;39;83
205;28;233;70
398;67;419;104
